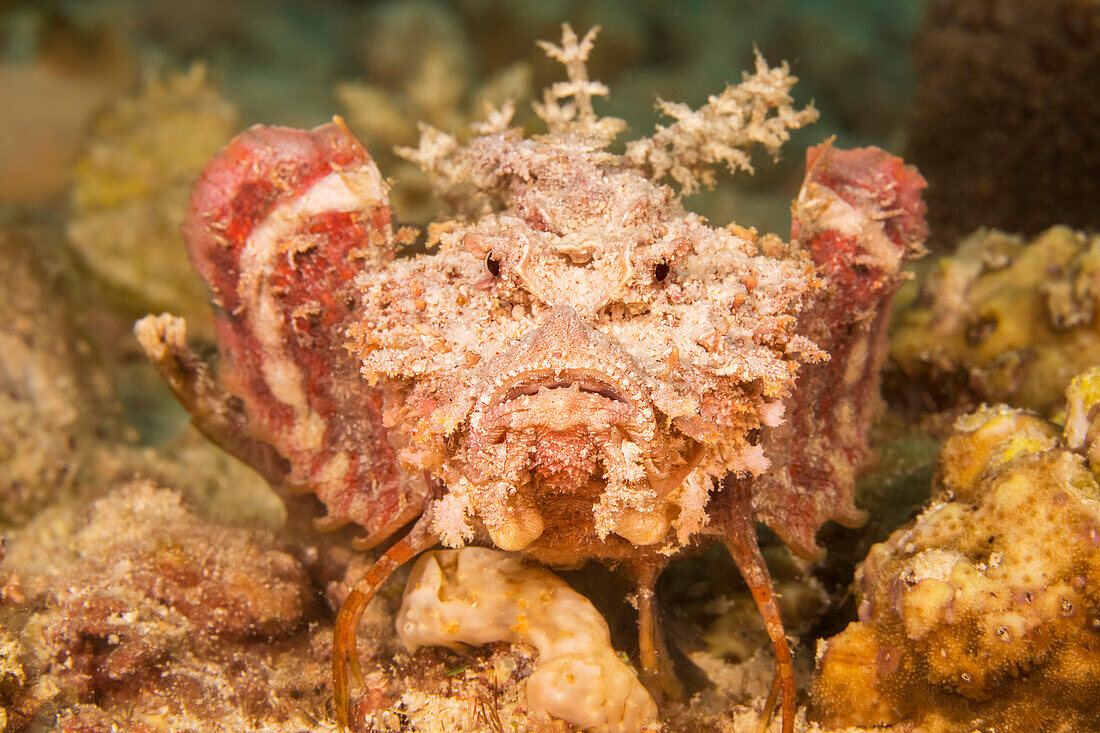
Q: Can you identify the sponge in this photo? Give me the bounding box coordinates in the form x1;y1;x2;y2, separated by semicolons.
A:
397;548;657;733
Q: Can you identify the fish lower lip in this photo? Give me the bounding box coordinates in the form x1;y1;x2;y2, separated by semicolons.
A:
492;390;643;441
465;363;661;471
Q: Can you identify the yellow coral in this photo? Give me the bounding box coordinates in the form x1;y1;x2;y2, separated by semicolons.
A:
811;371;1100;732
938;405;1057;501
891;227;1100;414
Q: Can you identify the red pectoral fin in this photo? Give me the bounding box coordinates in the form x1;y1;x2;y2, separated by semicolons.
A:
182;121;426;543
794;141;928;313
753;142;928;559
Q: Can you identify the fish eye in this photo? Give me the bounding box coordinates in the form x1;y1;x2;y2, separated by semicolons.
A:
486;252;501;277
654;262;670;281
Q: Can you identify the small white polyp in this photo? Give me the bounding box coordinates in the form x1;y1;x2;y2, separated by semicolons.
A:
396;547;658;733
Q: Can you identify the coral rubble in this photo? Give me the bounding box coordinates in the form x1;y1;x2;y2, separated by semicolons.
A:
2;483;333;732
890;226;1100;415
811;369;1100;732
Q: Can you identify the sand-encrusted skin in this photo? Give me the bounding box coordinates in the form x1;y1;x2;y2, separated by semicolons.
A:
181;122;428;542
750;143;929;559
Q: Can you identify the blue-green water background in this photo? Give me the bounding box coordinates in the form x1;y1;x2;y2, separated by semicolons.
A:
1;0;926;236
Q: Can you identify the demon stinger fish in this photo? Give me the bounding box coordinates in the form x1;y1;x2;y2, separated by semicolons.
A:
137;25;926;733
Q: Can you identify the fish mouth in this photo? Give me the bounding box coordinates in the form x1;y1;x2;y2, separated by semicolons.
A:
461;363;669;551
470;365;656;445
503;372;632;403
455;306;682;551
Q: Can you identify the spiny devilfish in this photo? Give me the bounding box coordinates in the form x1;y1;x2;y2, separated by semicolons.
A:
136;25;927;733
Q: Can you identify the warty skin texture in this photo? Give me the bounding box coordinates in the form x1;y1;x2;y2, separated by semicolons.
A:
136;25;927;733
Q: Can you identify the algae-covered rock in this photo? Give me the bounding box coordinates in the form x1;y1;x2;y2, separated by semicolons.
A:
891;226;1100;415
0;230;115;526
67;64;237;333
4;482;331;732
811;369;1100;732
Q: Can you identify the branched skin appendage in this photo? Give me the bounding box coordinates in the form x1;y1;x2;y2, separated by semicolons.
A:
137;25;927;733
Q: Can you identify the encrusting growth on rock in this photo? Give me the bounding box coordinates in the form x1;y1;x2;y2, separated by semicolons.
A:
137;24;928;733
4;482;327;731
891;226;1100;415
812;368;1100;732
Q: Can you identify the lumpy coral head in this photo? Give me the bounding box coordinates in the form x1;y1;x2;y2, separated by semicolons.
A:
890;226;1100;415
811;371;1100;732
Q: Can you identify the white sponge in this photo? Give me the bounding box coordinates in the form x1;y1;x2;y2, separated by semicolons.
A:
396;548;658;733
